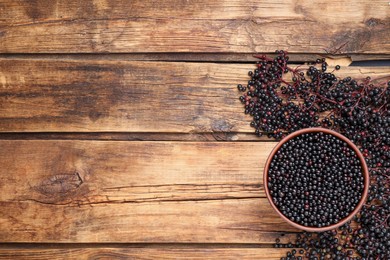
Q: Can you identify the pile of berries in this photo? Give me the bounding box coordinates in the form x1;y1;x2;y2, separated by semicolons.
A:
237;51;390;259
268;132;364;228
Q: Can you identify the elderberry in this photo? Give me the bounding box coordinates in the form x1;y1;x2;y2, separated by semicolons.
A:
268;131;364;228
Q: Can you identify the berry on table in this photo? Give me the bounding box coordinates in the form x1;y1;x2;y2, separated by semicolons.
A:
236;51;390;259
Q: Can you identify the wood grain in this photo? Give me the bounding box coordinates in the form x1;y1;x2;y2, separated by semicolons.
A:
0;0;389;54
0;140;301;243
1;59;389;133
0;247;294;260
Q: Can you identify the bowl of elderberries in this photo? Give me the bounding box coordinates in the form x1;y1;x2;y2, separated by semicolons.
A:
264;127;369;232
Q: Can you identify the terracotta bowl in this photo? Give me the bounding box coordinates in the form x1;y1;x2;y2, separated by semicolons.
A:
263;127;369;232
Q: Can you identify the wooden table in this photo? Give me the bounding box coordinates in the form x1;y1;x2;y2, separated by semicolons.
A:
0;1;389;259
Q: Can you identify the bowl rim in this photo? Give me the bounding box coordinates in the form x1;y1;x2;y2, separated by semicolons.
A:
263;127;369;232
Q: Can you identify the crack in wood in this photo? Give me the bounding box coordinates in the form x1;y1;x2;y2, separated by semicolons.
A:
20;196;263;207
102;183;261;191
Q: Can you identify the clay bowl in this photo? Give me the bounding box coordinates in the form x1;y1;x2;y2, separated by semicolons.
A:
263;127;369;232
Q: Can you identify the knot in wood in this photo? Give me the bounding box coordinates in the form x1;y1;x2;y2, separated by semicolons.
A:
35;172;83;196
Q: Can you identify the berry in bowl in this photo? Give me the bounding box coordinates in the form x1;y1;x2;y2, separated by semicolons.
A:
264;128;369;232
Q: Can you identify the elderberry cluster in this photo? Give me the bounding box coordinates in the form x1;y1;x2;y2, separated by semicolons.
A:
353;168;390;258
278;223;358;260
236;50;390;259
269;132;364;228
237;51;390;151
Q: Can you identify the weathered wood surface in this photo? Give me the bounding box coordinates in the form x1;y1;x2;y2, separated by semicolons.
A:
0;140;302;243
0;0;389;54
0;247;296;260
1;59;389;133
1;1;389;258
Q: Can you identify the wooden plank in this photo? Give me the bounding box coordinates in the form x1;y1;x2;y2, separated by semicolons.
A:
0;247;294;260
0;59;251;133
0;199;297;243
0;140;302;243
1;59;389;133
0;140;273;203
0;0;389;54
